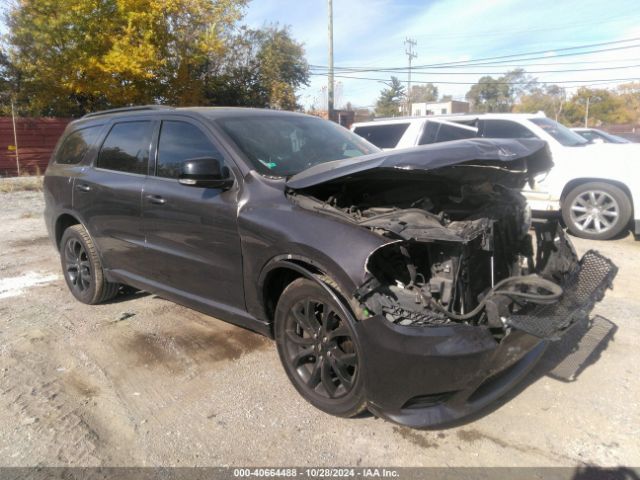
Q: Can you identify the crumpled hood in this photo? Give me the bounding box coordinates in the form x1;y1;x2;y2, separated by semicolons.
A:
287;137;553;189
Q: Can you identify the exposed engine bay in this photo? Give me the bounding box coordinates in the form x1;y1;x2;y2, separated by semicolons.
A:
287;168;614;338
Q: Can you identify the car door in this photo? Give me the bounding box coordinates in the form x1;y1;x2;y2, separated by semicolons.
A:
141;118;245;312
73;119;155;275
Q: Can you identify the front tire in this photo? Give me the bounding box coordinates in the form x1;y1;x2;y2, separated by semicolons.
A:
60;224;119;304
274;278;366;417
562;182;632;240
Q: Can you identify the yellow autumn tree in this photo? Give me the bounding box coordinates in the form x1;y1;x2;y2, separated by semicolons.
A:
6;0;246;115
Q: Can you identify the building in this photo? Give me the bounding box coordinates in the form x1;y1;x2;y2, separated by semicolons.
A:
410;100;469;117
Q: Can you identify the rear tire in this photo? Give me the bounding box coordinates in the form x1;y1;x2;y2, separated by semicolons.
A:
60;224;119;304
274;278;366;418
562;182;632;240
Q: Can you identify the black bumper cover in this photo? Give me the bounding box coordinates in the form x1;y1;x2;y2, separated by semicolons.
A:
355;250;617;428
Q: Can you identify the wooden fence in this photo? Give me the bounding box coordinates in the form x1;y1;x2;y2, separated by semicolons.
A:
0;117;71;177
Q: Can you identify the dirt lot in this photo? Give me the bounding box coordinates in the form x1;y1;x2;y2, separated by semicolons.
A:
0;188;638;468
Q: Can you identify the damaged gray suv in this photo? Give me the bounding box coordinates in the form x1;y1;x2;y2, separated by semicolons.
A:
44;106;617;428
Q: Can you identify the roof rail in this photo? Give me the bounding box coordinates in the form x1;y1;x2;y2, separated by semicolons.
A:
82;105;174;119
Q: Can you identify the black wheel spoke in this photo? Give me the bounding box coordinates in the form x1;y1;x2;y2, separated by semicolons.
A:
328;354;353;390
320;359;337;398
328;324;349;341
293;300;320;335
285;329;315;347
292;347;315;367
307;361;322;389
332;349;356;367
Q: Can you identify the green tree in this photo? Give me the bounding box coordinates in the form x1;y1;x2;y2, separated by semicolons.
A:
203;25;309;110
375;76;405;117
563;88;632;127
514;84;566;122
409;83;438;103
615;82;640;124
466;69;538;113
465;75;511;113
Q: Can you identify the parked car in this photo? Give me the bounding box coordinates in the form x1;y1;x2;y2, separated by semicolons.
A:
352;113;640;240
44;106;616;428
572;128;632;144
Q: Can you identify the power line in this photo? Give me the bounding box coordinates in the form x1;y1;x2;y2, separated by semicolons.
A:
309;63;640;77
310;72;640;86
309;36;640;72
406;9;640;41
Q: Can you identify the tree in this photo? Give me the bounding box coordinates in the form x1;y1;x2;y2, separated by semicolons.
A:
514;84;566;122
203;25;309;110
409;83;438;103
375;76;405;117
503;68;537;103
465;76;511;113
615;82;640;124
5;0;246;115
563;88;632;127
466;69;538;113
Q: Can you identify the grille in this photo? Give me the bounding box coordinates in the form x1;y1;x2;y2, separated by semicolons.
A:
506;250;618;340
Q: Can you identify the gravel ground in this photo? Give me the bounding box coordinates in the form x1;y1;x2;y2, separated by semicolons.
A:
0;190;638;468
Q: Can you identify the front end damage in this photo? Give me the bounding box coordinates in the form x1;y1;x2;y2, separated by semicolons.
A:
286;139;617;427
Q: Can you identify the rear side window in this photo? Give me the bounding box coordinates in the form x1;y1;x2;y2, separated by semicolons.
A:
55;126;102;165
436;123;477;142
479;120;537;139
418;122;440;144
353;123;410;149
156;121;220;179
97;121;154;174
419;122;476;144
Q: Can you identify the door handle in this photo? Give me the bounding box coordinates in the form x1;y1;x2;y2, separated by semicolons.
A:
146;194;166;205
75;183;92;192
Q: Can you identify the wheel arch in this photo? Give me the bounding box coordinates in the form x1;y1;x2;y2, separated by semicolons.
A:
54;213;82;250
259;256;357;332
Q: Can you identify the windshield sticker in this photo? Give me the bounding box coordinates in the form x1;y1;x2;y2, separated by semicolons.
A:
259;159;278;169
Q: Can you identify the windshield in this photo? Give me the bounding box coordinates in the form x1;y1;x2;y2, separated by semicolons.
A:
597;130;631;144
530;117;589;147
216;115;378;176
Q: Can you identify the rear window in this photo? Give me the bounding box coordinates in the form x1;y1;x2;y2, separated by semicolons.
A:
55;126;102;165
96;121;154;174
479;120;537;139
353;123;410;149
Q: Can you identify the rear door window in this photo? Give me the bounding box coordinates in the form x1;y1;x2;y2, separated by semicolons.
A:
96;121;154;174
419;121;477;144
435;123;476;142
156;121;221;179
418;122;440;144
479;119;537;139
353;123;410;149
55;126;102;165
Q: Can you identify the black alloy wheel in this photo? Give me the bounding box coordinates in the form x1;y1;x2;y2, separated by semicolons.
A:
275;278;366;417
64;237;92;294
59;225;120;304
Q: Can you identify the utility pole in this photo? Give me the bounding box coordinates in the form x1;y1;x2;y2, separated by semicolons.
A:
327;0;335;122
584;96;590;128
10;99;20;176
404;38;417;116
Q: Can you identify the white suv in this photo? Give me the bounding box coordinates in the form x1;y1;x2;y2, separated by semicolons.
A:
352;113;640;241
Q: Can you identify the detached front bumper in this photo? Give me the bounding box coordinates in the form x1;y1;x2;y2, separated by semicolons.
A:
355;250;617;429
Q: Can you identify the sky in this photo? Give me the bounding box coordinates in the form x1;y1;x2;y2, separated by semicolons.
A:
244;0;640;109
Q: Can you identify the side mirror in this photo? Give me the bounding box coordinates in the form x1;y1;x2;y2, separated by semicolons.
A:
178;157;234;189
590;137;605;144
